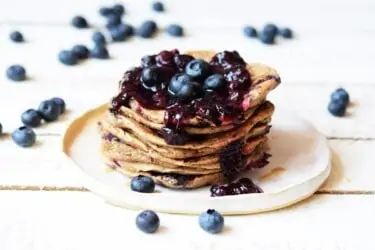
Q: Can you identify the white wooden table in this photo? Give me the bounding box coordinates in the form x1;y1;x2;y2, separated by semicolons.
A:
0;0;374;249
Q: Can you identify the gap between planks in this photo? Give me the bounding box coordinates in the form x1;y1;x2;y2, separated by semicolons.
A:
0;185;374;195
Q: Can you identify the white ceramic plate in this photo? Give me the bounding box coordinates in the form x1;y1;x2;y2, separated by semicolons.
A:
61;103;331;215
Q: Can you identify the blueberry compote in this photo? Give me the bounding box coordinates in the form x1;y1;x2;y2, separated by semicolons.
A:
210;178;263;197
111;49;252;145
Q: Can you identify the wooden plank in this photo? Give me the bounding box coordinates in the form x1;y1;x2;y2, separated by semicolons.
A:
0;191;373;250
0;134;373;192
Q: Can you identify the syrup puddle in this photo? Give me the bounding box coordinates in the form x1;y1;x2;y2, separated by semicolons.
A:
260;167;285;181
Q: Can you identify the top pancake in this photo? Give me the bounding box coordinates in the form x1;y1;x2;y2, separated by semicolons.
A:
113;50;280;129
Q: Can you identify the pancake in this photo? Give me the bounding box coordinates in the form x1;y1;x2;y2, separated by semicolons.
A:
117;50;280;128
103;101;274;150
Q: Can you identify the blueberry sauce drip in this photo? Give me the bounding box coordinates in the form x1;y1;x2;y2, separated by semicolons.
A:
219;140;245;177
210;178;263;197
110;49;252;144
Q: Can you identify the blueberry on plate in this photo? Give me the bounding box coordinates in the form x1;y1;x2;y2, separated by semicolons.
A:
328;100;346;117
71;45;89;59
141;66;163;88
263;23;278;36
12;126;36;148
112;3;125;16
50;97;66;115
199;209;224;234
136;210;160;233
92;31;107;46
203;74;226;92
71;15;89;28
330;87;349;106
259;30;276;45
152;1;164;12
99;7;114;17
131;175;155;193
243;26;257;38
137;20;157;38
21;109;42;127
90;45;110;59
58;50;78;66
105;14;122;29
38;100;60;122
6;65;26;81
279;27;293;38
168;73;192;95
185;59;211;81
9;31;24;42
166;24;184;37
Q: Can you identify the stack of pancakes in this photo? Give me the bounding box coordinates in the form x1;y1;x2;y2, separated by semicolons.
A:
98;50;280;189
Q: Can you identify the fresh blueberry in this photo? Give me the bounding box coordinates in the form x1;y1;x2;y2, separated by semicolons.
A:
199;209;224;234
185;59;211;81
71;15;89;28
328;101;346;117
178;81;203;100
141;66;163;88
203;74;226;92
112;3;125;16
110;24;133;41
92;31;106;46
136;210;160;233
166;24;183;37
6;65;26;81
71;45;89;59
50;97;66;115
58;50;78;66
243;26;257;38
263;23;278;36
168;73;192;95
9;31;24;42
90;45;110;59
99;7;114;17
11;126;36;148
137;20;157;38
279;28;293;38
259;31;276;45
130;175;155;193
38;100;60;122
152;1;164;12
330;88;349;106
105;14;122;29
21;109;42;127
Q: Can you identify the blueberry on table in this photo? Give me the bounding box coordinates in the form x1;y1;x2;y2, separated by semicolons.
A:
99;7;114;17
6;65;26;81
58;50;78;66
243;26;257;38
71;45;89;59
112;3;125;16
21;109;42;127
185;59;211;81
141;66;163;88
203;74;226;92
90;45;110;59
50;97;66;115
92;31;107;46
152;1;164;12
9;31;24;42
71;15;89;29
331;87;350;106
279;27;293;38
12;126;36;148
328;100;346;117
105;14;122;29
38;100;60;122
259;30;276;45
262;23;278;36
130;175;155;193
136;210;160;233
199;209;224;234
166;24;184;37
110;24;133;41
137;20;157;38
